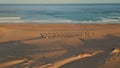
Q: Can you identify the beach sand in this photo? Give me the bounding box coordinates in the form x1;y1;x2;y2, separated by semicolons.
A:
0;23;120;68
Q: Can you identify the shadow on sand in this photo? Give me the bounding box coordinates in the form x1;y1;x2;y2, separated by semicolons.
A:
60;34;120;68
0;34;120;68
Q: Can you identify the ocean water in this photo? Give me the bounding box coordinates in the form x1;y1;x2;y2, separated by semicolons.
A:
0;4;120;24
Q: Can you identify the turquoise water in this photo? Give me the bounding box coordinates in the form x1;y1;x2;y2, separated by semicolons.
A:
0;4;120;23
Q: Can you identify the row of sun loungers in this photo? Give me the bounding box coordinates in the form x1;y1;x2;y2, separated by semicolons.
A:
39;32;94;39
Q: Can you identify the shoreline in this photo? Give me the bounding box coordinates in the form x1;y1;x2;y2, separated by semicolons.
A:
0;23;120;24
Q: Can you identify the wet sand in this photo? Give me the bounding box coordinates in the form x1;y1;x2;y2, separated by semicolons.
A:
0;24;120;68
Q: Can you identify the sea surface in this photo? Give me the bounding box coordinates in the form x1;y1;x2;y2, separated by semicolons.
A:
0;4;120;24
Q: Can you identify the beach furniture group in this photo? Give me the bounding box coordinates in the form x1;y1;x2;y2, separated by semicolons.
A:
39;31;94;39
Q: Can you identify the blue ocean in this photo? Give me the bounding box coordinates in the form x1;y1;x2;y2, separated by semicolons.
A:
0;4;120;23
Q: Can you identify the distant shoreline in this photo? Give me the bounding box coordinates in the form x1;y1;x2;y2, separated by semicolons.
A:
0;3;120;5
0;23;120;25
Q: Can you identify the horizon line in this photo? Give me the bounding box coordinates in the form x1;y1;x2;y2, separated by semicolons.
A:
0;3;120;5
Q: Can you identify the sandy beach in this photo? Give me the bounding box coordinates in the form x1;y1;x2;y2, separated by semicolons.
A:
0;23;120;68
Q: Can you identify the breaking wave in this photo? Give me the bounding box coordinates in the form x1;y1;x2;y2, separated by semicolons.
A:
0;17;21;20
0;17;120;24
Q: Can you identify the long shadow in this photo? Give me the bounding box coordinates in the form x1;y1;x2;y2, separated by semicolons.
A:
0;34;120;68
0;40;66;57
59;42;84;58
78;34;120;51
60;34;120;68
0;40;67;67
0;41;40;58
61;52;111;68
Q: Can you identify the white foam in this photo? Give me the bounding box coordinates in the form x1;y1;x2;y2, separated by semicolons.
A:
31;20;73;23
0;17;21;20
96;18;120;23
0;17;24;23
0;20;24;23
0;17;119;24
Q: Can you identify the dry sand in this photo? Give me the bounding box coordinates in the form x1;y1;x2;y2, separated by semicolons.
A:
0;23;120;68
